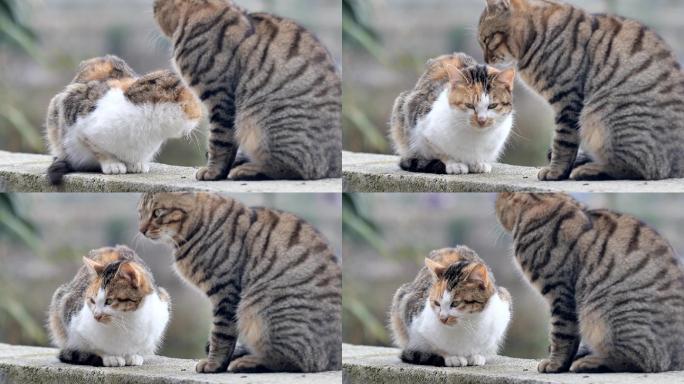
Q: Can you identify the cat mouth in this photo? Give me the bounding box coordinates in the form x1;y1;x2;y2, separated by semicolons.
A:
94;314;112;324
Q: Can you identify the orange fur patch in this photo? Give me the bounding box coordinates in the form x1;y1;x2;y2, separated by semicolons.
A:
238;305;265;354
107;78;136;92
179;89;202;120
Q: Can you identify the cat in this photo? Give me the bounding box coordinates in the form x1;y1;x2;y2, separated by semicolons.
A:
138;192;341;373
479;0;684;181
153;0;341;181
496;192;684;373
390;246;511;367
45;56;202;185
390;52;516;175
48;245;171;367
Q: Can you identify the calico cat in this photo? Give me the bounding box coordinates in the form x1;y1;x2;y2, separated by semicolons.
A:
46;56;202;185
138;192;341;373
479;0;684;181
390;52;516;175
48;245;171;367
390;247;511;367
153;0;341;181
496;193;684;373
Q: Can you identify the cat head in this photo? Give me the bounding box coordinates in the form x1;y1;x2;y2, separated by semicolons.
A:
445;64;516;130
495;192;583;231
73;55;137;83
82;246;153;324
154;0;239;38
478;0;536;65
124;70;203;126
425;257;496;326
138;192;212;247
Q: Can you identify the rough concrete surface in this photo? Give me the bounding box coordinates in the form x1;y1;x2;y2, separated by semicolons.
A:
342;152;684;193
342;344;684;384
0;151;341;193
0;343;340;384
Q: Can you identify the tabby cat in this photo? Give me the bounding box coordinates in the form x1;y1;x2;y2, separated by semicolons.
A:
138;192;341;373
46;55;202;184
390;247;511;367
48;245;170;367
496;193;684;373
153;0;341;181
479;0;684;181
391;53;516;174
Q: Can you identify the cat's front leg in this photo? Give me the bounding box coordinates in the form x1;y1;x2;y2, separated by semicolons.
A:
445;161;469;175
196;113;238;181
468;162;493;174
100;160;128;175
444;355;468;367
127;162;150;174
538;296;580;373
196;302;239;373
539;103;581;181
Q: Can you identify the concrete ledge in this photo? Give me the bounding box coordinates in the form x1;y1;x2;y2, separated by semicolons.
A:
0;343;340;384
0;151;341;193
342;344;684;384
342;151;684;192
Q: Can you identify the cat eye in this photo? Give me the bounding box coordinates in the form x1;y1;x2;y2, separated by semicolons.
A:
433;300;440;307
488;104;499;110
153;209;165;217
465;103;475;110
89;298;95;304
105;298;113;306
450;302;460;308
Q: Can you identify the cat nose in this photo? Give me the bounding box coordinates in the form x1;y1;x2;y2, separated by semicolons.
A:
139;223;148;234
477;116;488;126
440;317;449;324
94;314;104;322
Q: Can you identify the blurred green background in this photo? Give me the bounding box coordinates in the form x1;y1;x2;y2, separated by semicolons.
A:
0;193;341;359
343;0;684;166
0;0;341;166
342;193;684;358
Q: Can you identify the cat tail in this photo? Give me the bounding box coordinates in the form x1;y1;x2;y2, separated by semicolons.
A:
400;349;445;366
58;349;103;366
47;157;74;185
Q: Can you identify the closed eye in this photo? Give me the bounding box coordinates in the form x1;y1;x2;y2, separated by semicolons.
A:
433;301;440;307
465;103;475;110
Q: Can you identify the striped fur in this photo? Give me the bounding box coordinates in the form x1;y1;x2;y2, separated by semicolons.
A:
479;0;684;180
496;193;684;373
390;53;515;174
138;192;341;373
153;0;341;181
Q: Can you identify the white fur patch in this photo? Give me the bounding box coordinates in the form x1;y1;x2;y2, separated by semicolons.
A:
64;88;199;171
410;87;513;172
66;289;170;359
407;291;511;361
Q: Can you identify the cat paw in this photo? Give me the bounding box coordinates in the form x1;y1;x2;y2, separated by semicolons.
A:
569;163;612;181
101;161;127;175
128;163;150;174
446;162;469;175
196;166;228;181
102;355;126;367
444;355;468;367
195;358;228;373
124;354;144;366
228;163;272;181
538;358;569;373
467;354;486;366
468;163;492;174
569;355;612;373
538;166;569;181
228;355;270;373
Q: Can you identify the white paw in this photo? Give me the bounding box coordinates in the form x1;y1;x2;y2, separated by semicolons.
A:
468;354;486;366
446;162;469;175
101;161;127;175
102;355;126;367
444;355;468;367
127;163;150;174
125;354;144;366
468;162;492;174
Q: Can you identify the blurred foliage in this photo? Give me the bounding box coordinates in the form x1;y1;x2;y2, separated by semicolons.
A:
0;0;44;152
0;195;47;345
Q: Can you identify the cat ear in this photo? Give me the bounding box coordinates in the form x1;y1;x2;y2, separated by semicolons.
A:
425;258;447;279
466;263;489;290
83;257;104;275
117;262;142;289
444;64;468;87
485;0;511;12
494;67;516;91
